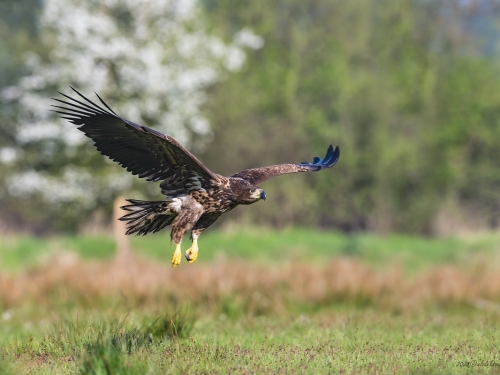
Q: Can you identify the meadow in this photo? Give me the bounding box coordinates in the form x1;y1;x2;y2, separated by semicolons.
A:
1;229;500;374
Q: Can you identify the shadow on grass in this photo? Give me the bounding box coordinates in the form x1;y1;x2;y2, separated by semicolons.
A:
79;307;197;375
80;329;151;375
150;307;197;340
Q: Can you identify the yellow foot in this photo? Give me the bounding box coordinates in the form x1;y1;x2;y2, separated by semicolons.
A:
185;240;199;264
171;244;182;268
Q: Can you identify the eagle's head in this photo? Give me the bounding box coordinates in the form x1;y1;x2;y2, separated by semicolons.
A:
230;179;267;205
247;186;267;203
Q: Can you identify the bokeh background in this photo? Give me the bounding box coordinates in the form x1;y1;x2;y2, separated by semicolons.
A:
1;1;500;373
2;0;500;236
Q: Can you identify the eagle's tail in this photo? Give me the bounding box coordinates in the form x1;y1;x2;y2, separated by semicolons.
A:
119;199;177;235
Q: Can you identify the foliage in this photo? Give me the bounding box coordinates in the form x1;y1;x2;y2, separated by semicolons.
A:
2;0;500;234
200;0;500;234
0;0;43;232
0;0;260;232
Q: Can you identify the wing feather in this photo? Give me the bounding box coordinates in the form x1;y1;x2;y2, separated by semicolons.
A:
231;145;340;185
52;89;219;191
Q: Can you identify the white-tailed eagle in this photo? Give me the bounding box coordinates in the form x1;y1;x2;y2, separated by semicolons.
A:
53;88;340;267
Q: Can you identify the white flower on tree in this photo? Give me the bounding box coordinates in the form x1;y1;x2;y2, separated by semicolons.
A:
1;0;263;207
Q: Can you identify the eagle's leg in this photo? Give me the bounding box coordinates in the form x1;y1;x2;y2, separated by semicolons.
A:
185;232;199;263
170;202;204;267
184;214;221;264
171;243;182;267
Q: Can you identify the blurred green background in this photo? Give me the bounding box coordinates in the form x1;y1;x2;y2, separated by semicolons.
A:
0;0;500;236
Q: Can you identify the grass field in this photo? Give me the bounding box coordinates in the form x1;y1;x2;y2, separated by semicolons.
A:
1;229;500;374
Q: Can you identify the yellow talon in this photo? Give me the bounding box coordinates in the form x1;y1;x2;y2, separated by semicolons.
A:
185;239;199;264
171;243;182;267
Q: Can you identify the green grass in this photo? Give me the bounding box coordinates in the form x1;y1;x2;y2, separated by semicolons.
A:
0;235;115;271
2;307;500;374
1;228;499;272
2;229;500;373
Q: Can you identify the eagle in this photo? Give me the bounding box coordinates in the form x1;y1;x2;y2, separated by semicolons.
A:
52;88;340;267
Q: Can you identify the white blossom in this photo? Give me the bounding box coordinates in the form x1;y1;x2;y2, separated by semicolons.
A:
0;147;21;164
235;28;265;50
8;169;91;204
1;0;264;203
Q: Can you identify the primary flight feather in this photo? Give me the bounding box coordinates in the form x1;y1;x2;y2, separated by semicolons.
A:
53;88;340;267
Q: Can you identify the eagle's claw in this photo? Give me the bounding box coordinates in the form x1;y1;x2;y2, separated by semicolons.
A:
171;244;182;267
185;240;199;264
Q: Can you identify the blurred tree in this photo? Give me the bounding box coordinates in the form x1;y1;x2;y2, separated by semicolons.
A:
2;0;500;235
0;0;44;232
0;0;259;233
200;0;500;234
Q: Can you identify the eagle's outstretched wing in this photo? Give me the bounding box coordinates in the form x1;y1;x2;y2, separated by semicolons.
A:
231;145;339;185
52;88;219;193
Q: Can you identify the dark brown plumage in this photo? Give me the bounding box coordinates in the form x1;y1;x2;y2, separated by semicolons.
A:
53;88;340;266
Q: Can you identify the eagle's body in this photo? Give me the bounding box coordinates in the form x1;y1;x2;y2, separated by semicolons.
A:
53;88;339;266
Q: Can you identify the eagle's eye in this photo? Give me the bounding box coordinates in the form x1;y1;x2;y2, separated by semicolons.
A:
249;188;257;194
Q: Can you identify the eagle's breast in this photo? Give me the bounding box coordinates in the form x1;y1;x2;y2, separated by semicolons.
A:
190;183;236;214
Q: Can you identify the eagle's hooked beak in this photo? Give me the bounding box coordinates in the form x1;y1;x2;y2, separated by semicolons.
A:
260;190;267;201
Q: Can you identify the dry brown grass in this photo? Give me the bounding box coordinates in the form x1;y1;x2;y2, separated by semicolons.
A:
2;253;500;313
